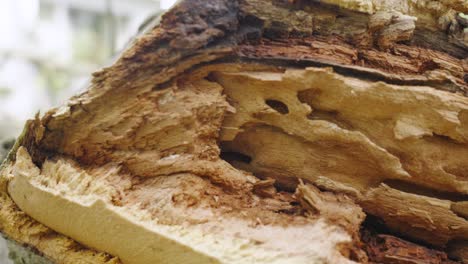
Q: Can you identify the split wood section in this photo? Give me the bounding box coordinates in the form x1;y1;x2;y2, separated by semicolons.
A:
0;0;467;263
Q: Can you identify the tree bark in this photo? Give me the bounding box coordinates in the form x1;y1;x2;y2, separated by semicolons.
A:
0;0;467;263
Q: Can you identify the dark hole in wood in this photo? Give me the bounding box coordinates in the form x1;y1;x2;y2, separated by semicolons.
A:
220;151;252;164
265;99;289;114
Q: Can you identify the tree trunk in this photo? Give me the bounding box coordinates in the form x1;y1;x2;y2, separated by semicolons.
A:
0;0;467;263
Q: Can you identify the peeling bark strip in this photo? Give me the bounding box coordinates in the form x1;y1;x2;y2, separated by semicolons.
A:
0;0;467;263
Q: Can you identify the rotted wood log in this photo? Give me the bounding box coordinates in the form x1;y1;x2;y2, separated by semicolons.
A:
0;0;467;263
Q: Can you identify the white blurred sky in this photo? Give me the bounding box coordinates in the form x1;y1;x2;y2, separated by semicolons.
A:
0;0;177;139
0;0;177;57
161;0;177;9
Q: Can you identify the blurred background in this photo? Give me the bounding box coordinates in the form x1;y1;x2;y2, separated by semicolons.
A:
0;0;176;262
0;0;176;144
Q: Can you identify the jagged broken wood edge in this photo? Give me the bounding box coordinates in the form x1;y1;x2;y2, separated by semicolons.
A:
0;128;120;263
0;0;466;263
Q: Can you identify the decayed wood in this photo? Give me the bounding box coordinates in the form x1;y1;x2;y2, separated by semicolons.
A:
362;231;459;264
0;0;466;263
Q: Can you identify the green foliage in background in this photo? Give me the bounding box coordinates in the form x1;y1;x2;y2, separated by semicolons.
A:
6;237;52;264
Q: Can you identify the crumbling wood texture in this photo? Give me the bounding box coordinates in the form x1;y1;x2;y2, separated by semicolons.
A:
0;0;467;263
362;230;460;264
